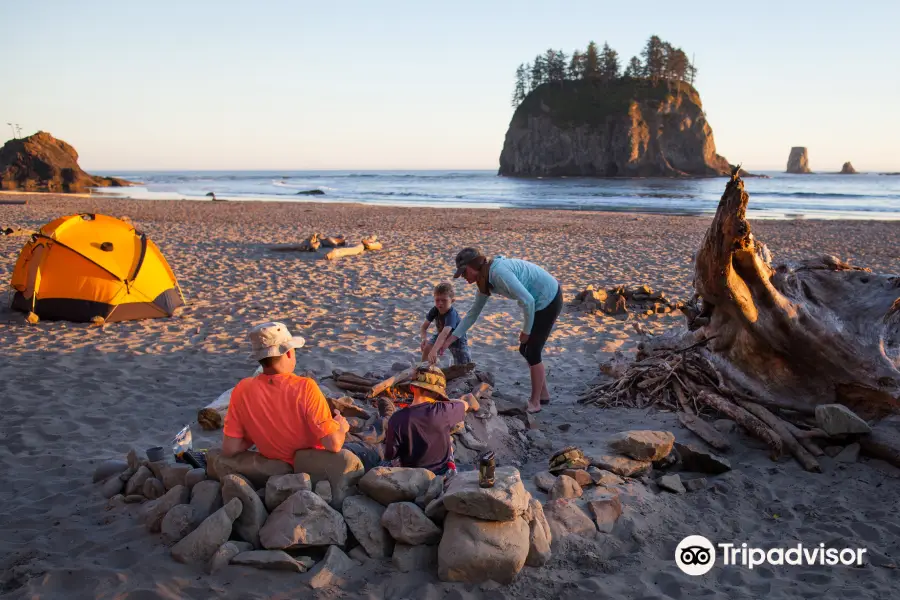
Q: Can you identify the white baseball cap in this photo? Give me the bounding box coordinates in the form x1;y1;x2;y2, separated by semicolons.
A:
248;321;306;361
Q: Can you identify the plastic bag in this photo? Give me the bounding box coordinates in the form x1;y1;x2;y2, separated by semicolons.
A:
172;424;193;459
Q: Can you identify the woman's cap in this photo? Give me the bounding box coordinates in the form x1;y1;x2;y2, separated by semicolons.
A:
453;247;482;278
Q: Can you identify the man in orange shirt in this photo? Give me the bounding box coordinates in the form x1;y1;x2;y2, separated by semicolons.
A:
222;322;350;466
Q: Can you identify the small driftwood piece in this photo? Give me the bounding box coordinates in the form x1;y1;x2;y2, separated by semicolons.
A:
326;243;365;261
320;235;346;248
737;400;821;472
368;365;419;398
677;412;731;451
270;233;321;253
362;235;382;251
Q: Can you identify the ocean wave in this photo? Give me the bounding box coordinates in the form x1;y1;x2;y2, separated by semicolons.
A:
755;191;900;200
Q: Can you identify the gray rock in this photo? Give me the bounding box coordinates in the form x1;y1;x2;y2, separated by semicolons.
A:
161;464;193;491
184;468;207;490
265;473;312;512
824;446;844;458
93;460;128;483
101;475;125;498
442;467;529;521
586;467;624;487
674;443;731;474
293;448;364;510
358;467;435;506
658;474;686;494
140;485;189;532
125;465;152;496
147;460;168;481
207;541;253;574
108;494;126;508
608;430;675;461
171;498;243;564
683;477;707;492
533;471;557;493
143;477;165;500
543;499;596;542
314;480;333;505
308;545;358;589
526;429;552;450
259;490;346;550
525;498;552;567
124;495;146;503
349;546;369;562
438;511;529;584
392;544;438;573
815;404;871;436
549;474;583;500
190;480;223;521
342;495;393;559
786;146;812;174
161;504;199;543
231;550;307;572
415;475;444;509
381;502;442;545
222;474;269;548
586;493;622;533
117;467;137;482
561;469;593;488
425;497;447;522
589;454;652;477
207;449;292;488
714;419;737;434
835;443;861;463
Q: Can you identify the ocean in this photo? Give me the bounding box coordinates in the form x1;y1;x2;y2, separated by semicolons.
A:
92;170;900;220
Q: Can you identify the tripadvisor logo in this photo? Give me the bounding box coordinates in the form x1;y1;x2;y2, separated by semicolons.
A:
675;535;867;576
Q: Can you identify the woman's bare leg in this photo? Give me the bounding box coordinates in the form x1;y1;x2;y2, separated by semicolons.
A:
528;363;545;413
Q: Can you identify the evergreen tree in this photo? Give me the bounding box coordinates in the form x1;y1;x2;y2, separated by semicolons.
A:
545;48;567;82
530;55;547;89
512;63;527;107
584;41;600;79
665;46;690;82
599;42;620;82
568;51;584;79
641;35;666;82
624;55;642;78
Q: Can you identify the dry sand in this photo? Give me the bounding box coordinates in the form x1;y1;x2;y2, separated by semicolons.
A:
1;193;899;599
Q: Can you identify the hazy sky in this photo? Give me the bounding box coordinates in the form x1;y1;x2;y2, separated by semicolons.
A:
2;1;898;171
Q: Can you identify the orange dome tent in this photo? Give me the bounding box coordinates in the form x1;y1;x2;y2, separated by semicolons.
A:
9;213;184;322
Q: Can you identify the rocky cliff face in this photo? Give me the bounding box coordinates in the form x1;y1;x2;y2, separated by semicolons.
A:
0;131;131;192
786;147;811;174
498;80;732;177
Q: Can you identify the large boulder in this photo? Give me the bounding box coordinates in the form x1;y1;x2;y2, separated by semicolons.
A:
392;544;438;573
207;449;292;488
787;146;812;174
342;495;393;559
184;468;207;491
171;498;243;565
161;464;193;490
161;504;200;543
437;512;530;584
533;471;557;493
259;490;347;550
549;474;583;500
143;478;166;500
441;467;529;521
93;460;128;483
358;467;435;506
293;449;364;510
542;499;596;543
608;430;675;461
307;545;358;589
265;473;312;512
589;454;652;478
124;466;153;496
0;131;132;192
814;404;871;436
586;493;622;533
190;480;223;521
381;502;442;545
140;485;189;532
222;474;269;548
525;498;552;567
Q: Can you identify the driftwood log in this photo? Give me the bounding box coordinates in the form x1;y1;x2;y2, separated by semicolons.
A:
362;235;382;251
581;168;900;470
326;243;365;261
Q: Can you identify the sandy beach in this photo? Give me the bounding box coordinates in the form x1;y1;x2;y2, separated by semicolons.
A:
1;193;899;599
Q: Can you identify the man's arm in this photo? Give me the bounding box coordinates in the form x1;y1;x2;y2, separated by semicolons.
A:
319;410;350;453
222;435;253;457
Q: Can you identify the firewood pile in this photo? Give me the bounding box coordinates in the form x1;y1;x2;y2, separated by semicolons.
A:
578;169;900;473
571;284;679;317
268;233;382;260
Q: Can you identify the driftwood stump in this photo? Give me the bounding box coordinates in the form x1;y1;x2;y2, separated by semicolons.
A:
581;168;900;470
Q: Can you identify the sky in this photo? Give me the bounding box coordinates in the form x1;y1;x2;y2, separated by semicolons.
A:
2;1;899;172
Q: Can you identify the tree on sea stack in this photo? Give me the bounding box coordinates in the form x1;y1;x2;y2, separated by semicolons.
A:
581;167;900;471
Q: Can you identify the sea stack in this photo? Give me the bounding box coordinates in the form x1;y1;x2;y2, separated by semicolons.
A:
498;80;732;178
840;162;858;174
0;131;132;192
786;147;812;174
